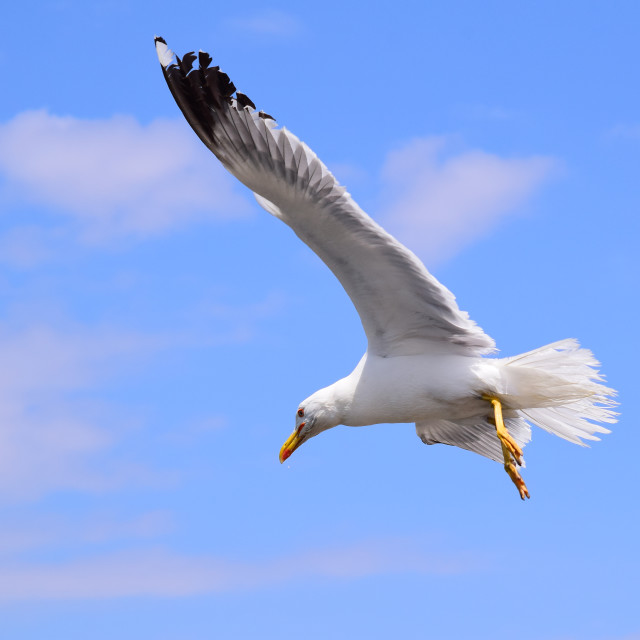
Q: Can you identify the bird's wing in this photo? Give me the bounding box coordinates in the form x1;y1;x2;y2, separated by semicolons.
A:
416;417;531;464
155;39;495;357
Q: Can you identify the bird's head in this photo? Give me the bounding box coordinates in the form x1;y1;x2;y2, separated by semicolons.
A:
278;390;342;463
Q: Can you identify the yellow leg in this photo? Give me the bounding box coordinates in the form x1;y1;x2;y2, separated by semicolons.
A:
484;395;530;500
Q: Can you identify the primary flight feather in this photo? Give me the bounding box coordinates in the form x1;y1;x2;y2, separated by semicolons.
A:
155;38;617;499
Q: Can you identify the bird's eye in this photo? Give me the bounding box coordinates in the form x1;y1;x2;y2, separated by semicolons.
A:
297;408;304;418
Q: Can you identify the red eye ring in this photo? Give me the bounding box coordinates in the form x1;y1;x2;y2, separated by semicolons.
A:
297;408;304;418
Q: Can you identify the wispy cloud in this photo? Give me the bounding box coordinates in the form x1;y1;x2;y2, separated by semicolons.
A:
0;111;556;266
0;324;162;397
0;225;57;269
0;538;480;600
0;287;281;500
0;323;173;500
159;415;228;446
192;290;285;323
0;110;248;241
605;123;640;140
548;635;640;640
226;9;304;37
0;510;174;556
379;136;557;262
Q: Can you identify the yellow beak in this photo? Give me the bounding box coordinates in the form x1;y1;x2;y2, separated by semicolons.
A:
279;428;304;463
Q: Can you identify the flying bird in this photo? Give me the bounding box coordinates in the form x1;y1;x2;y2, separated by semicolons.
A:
155;38;617;499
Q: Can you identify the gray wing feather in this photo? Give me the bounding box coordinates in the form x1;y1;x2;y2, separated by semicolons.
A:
416;418;531;464
156;38;495;357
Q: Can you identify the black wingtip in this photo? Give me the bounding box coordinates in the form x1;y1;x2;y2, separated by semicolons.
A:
198;49;212;69
181;51;197;74
157;42;278;154
236;92;256;110
154;35;167;45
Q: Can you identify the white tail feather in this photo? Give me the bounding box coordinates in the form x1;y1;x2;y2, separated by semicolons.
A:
499;339;617;446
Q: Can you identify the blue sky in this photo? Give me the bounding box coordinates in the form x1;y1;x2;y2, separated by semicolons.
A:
0;1;638;638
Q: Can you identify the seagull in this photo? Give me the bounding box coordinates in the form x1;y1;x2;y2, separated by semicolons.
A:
155;38;617;499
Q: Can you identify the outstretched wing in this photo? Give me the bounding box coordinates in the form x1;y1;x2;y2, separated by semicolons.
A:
155;38;495;357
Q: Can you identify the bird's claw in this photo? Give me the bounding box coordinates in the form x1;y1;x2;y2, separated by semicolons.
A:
504;459;530;500
498;430;523;467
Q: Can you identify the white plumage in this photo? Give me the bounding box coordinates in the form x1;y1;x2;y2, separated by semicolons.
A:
155;38;617;498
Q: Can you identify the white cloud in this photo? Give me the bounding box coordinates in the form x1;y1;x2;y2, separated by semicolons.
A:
159;415;228;446
0;323;172;500
0;538;479;600
227;10;304;37
549;635;640;640
0;112;556;264
0;290;278;501
0;225;56;268
193;289;285;322
605;123;640;140
0;324;158;396
379;136;557;263
0;110;249;240
0;510;174;555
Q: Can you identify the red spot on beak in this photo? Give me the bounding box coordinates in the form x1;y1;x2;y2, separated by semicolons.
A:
279;424;305;464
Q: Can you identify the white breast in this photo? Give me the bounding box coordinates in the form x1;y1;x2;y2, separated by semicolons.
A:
338;352;486;427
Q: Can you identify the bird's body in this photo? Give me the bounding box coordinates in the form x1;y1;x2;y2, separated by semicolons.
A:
155;38;617;498
311;351;482;427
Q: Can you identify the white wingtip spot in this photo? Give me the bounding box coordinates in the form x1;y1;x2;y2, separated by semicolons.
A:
155;39;175;68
